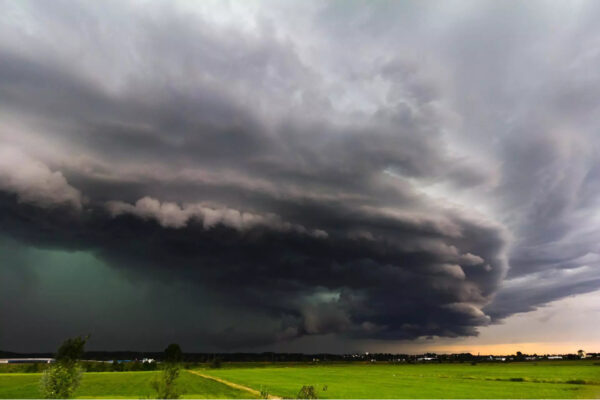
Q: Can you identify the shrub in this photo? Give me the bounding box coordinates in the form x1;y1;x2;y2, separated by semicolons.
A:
25;363;41;373
509;377;524;382
143;361;158;371
40;364;83;399
297;385;318;399
111;361;124;372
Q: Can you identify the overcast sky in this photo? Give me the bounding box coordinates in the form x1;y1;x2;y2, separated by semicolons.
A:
1;0;599;354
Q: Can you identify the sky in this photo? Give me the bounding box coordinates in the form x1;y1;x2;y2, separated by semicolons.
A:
0;0;599;355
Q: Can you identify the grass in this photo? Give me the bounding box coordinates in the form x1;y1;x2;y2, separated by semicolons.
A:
0;361;598;399
0;370;256;399
198;360;600;399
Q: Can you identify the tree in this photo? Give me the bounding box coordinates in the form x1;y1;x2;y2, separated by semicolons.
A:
164;344;183;363
40;335;89;399
152;344;183;399
56;336;88;364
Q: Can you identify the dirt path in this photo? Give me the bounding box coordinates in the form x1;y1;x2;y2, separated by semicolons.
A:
187;369;282;399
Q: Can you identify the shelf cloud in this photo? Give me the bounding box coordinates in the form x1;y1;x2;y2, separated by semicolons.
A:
1;0;599;351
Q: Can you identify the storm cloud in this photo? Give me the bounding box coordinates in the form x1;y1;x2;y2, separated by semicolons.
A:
1;0;599;351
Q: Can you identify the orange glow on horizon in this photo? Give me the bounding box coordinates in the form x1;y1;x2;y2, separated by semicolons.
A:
422;341;600;355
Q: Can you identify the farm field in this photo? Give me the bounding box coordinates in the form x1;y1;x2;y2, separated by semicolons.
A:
0;361;598;398
0;370;256;399
199;361;600;399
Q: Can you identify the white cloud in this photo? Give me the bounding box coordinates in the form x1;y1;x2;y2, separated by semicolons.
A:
0;147;82;210
107;196;327;238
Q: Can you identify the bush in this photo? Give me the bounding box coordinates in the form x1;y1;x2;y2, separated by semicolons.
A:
209;358;222;369
40;364;83;399
25;363;41;373
129;361;144;371
297;385;318;399
82;361;110;372
111;361;124;372
143;361;158;371
509;377;524;382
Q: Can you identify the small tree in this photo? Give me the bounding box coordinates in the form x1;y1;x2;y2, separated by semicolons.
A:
40;335;89;399
152;344;183;399
152;364;181;399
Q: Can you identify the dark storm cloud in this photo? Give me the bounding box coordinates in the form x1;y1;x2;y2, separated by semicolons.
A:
1;0;599;350
0;184;507;347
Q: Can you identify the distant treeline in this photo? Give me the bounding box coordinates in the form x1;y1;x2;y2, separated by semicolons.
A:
2;350;597;363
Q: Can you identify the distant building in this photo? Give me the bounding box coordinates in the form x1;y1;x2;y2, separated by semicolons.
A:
0;358;54;364
548;356;563;360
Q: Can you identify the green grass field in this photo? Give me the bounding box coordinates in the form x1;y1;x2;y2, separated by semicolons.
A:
199;361;600;399
0;361;598;399
0;370;256;399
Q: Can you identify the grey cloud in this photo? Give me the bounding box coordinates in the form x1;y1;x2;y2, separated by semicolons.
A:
485;266;600;320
